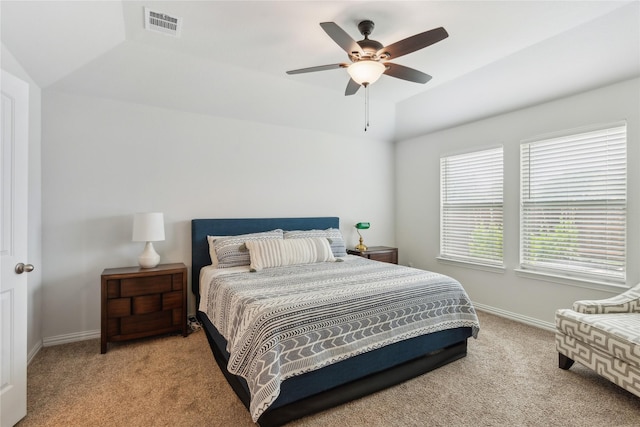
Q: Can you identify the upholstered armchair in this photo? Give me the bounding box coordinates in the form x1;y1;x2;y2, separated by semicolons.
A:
555;283;640;398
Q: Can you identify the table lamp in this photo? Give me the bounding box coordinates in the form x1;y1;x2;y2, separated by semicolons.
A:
355;222;370;251
132;212;165;268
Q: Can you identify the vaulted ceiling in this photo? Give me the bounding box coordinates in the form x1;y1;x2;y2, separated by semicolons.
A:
2;1;639;140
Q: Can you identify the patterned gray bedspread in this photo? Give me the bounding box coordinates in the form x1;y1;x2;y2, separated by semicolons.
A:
202;257;480;421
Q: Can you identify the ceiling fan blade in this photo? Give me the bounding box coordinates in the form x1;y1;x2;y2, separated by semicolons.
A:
384;63;432;84
320;22;364;56
345;78;360;96
286;63;347;75
377;27;448;60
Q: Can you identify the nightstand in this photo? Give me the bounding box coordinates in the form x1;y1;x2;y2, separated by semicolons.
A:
101;262;188;354
347;246;398;264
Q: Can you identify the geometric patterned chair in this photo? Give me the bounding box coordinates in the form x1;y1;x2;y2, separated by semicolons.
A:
555;283;640;398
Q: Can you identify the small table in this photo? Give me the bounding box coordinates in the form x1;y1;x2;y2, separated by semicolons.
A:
347;246;398;265
100;263;188;353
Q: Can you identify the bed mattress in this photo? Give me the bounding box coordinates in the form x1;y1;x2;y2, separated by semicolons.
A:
199;256;480;421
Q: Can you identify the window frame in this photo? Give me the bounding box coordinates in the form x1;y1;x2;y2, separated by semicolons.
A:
439;145;504;269
518;122;627;284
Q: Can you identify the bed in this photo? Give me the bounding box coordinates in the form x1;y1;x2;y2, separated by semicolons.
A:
192;217;479;426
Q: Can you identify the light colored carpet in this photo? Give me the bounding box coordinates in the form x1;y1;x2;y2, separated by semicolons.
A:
18;311;640;426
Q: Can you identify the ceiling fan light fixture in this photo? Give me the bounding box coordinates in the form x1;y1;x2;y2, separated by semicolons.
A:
347;60;385;85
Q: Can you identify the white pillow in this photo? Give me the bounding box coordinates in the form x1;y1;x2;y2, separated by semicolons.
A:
284;228;347;257
210;229;284;268
245;237;335;272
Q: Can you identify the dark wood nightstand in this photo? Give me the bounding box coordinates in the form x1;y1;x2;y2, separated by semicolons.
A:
101;263;188;354
347;246;398;264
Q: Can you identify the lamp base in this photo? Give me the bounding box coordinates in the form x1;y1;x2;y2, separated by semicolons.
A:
138;241;160;268
355;237;367;252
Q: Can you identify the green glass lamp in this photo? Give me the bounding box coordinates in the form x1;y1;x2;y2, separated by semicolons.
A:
354;222;370;251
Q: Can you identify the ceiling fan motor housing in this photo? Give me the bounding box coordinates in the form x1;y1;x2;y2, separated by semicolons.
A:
351;20;384;61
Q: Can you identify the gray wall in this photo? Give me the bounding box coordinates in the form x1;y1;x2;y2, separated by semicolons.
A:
40;90;396;343
395;77;640;329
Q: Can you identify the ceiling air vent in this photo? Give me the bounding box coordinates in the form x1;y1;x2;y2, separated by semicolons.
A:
144;7;182;37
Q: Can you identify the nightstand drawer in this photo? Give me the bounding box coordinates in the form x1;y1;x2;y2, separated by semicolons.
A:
121;311;172;335
107;298;131;318
171;274;183;290
107;280;121;298
121;275;172;297
163;291;183;310
133;294;162;314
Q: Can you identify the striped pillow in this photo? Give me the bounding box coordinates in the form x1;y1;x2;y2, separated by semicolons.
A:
245;237;335;272
211;229;284;268
284;228;347;257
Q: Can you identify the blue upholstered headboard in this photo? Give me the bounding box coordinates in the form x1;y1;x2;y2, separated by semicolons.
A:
191;217;340;300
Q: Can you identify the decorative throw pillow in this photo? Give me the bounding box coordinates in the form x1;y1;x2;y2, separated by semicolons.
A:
245;237;335;272
283;228;347;257
212;229;284;268
207;235;221;267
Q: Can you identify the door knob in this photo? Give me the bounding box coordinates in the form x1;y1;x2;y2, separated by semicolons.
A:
15;263;34;274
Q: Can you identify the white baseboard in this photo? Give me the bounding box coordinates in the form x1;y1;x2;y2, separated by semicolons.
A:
37;306;553;349
42;329;101;347
473;302;556;332
28;340;43;365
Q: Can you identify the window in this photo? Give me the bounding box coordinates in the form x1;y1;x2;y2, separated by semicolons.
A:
440;147;504;266
520;123;627;282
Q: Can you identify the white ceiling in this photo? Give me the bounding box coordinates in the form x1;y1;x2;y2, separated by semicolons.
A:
2;1;639;140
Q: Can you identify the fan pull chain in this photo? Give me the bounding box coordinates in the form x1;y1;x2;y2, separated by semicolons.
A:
364;83;370;132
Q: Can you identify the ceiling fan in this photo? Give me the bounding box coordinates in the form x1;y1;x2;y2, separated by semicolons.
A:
286;20;448;96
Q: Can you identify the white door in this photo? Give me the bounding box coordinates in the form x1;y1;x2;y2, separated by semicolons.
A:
0;70;29;426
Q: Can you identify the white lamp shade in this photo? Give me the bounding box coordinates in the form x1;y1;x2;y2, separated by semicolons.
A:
132;212;165;242
347;60;386;85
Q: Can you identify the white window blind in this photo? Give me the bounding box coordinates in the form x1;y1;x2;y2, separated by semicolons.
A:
440;147;503;266
520;123;627;282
